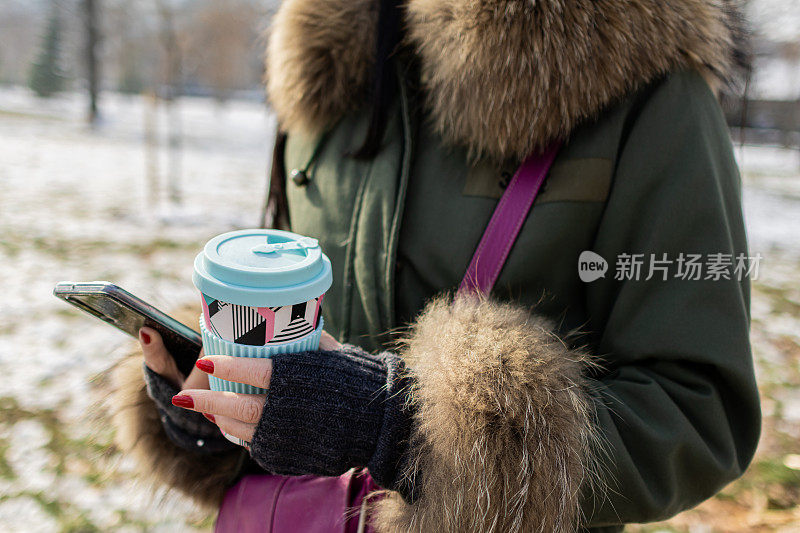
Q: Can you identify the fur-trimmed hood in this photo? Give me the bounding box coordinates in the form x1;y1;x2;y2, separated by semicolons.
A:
266;0;747;160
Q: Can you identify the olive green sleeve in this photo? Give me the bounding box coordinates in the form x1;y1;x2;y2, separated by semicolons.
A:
582;72;761;526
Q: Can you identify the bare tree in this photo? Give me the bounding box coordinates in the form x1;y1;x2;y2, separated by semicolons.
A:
82;0;101;125
186;0;259;102
156;0;183;206
144;90;161;210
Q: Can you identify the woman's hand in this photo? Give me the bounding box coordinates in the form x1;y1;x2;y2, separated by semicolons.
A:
172;355;270;443
170;330;343;444
139;327;209;390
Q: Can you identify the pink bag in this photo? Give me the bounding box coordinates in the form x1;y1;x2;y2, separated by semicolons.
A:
216;469;380;533
215;142;561;532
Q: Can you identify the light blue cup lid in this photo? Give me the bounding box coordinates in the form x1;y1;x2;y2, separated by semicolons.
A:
192;229;332;307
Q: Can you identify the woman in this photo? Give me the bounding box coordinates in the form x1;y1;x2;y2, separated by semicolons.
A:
112;0;761;531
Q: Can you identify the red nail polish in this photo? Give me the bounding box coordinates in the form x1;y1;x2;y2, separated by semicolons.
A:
140;330;151;345
171;395;194;409
203;413;216;423
195;359;214;374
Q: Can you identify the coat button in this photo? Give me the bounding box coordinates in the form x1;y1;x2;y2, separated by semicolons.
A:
291;169;309;187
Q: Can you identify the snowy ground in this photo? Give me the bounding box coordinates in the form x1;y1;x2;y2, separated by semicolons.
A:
0;87;274;531
0;86;799;531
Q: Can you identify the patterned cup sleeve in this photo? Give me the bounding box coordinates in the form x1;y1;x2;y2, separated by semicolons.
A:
200;294;324;346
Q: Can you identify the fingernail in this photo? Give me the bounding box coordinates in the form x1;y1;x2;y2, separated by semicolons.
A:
195;359;214;374
171;395;194;409
140;330;151;345
203;413;216;423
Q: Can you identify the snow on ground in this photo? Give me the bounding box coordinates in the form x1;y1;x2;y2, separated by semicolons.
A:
1;86;274;531
0;85;799;531
738;145;800;263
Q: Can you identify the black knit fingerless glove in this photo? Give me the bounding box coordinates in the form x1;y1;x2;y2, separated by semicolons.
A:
248;345;416;497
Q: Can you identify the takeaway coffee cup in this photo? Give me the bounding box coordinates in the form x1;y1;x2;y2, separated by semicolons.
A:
192;229;332;395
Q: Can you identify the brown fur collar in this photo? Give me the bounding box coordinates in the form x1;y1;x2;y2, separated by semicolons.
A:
109;297;597;531
266;0;747;160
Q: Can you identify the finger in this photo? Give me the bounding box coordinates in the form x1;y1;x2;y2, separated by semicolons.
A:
214;414;256;443
319;330;342;350
140;327;182;388
173;390;267;425
195;355;272;389
183;348;210;390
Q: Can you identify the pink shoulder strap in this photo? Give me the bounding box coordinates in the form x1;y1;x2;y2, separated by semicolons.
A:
459;142;561;296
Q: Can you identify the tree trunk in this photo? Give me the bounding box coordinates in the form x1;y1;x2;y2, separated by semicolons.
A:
156;0;183;205
144;91;160;210
83;0;101;125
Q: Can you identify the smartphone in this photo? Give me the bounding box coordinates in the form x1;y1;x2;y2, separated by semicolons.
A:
53;281;202;378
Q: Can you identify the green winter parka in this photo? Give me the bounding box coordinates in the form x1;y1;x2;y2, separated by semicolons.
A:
270;0;760;530
112;0;761;531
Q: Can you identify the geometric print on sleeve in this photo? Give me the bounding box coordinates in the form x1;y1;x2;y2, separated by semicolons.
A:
201;294;323;346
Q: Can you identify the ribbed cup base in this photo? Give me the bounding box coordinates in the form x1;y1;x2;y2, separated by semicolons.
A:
198;315;324;394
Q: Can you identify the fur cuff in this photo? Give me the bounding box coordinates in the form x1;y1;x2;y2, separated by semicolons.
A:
108;307;245;510
372;295;599;532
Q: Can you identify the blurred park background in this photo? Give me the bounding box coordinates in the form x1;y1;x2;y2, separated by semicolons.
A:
0;0;798;531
